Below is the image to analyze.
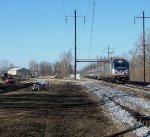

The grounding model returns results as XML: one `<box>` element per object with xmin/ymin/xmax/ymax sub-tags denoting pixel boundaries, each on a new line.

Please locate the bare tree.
<box><xmin>59</xmin><ymin>51</ymin><xmax>73</xmax><ymax>77</ymax></box>
<box><xmin>130</xmin><ymin>47</ymin><xmax>143</xmax><ymax>81</ymax></box>
<box><xmin>145</xmin><ymin>29</ymin><xmax>150</xmax><ymax>81</ymax></box>
<box><xmin>53</xmin><ymin>51</ymin><xmax>73</xmax><ymax>78</ymax></box>
<box><xmin>28</xmin><ymin>60</ymin><xmax>39</xmax><ymax>77</ymax></box>
<box><xmin>9</xmin><ymin>63</ymin><xmax>15</xmax><ymax>69</ymax></box>
<box><xmin>39</xmin><ymin>61</ymin><xmax>53</xmax><ymax>76</ymax></box>
<box><xmin>0</xmin><ymin>60</ymin><xmax>9</xmax><ymax>69</ymax></box>
<box><xmin>129</xmin><ymin>32</ymin><xmax>150</xmax><ymax>81</ymax></box>
<box><xmin>53</xmin><ymin>61</ymin><xmax>60</xmax><ymax>76</ymax></box>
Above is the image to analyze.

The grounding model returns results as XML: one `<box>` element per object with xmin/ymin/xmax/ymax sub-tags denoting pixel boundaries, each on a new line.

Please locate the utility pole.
<box><xmin>134</xmin><ymin>11</ymin><xmax>150</xmax><ymax>82</ymax></box>
<box><xmin>108</xmin><ymin>45</ymin><xmax>110</xmax><ymax>61</ymax></box>
<box><xmin>75</xmin><ymin>10</ymin><xmax>77</xmax><ymax>80</ymax></box>
<box><xmin>104</xmin><ymin>45</ymin><xmax>114</xmax><ymax>61</ymax></box>
<box><xmin>66</xmin><ymin>10</ymin><xmax>85</xmax><ymax>80</ymax></box>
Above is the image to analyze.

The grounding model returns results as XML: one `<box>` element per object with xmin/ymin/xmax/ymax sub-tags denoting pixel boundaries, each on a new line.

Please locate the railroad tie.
<box><xmin>140</xmin><ymin>117</ymin><xmax>150</xmax><ymax>127</ymax></box>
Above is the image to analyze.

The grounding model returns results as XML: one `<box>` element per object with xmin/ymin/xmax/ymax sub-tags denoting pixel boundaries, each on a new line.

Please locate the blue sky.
<box><xmin>0</xmin><ymin>0</ymin><xmax>150</xmax><ymax>69</ymax></box>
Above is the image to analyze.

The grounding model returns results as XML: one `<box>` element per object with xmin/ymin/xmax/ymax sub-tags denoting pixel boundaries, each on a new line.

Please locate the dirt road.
<box><xmin>0</xmin><ymin>80</ymin><xmax>134</xmax><ymax>137</ymax></box>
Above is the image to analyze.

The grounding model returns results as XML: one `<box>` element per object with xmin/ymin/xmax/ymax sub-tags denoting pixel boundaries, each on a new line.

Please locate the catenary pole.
<box><xmin>74</xmin><ymin>10</ymin><xmax>77</xmax><ymax>80</ymax></box>
<box><xmin>143</xmin><ymin>11</ymin><xmax>146</xmax><ymax>82</ymax></box>
<box><xmin>66</xmin><ymin>10</ymin><xmax>85</xmax><ymax>80</ymax></box>
<box><xmin>134</xmin><ymin>11</ymin><xmax>150</xmax><ymax>82</ymax></box>
<box><xmin>108</xmin><ymin>45</ymin><xmax>110</xmax><ymax>61</ymax></box>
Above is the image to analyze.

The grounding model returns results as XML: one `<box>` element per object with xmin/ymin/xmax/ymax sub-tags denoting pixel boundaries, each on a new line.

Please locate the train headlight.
<box><xmin>124</xmin><ymin>71</ymin><xmax>128</xmax><ymax>75</ymax></box>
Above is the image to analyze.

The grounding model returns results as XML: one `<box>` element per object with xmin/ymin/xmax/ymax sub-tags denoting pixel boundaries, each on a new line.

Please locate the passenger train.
<box><xmin>83</xmin><ymin>58</ymin><xmax>130</xmax><ymax>83</ymax></box>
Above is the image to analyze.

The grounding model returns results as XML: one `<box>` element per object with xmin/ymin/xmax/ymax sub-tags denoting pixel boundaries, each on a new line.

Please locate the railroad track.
<box><xmin>123</xmin><ymin>83</ymin><xmax>150</xmax><ymax>92</ymax></box>
<box><xmin>86</xmin><ymin>78</ymin><xmax>150</xmax><ymax>93</ymax></box>
<box><xmin>87</xmin><ymin>82</ymin><xmax>150</xmax><ymax>127</ymax></box>
<box><xmin>104</xmin><ymin>81</ymin><xmax>150</xmax><ymax>92</ymax></box>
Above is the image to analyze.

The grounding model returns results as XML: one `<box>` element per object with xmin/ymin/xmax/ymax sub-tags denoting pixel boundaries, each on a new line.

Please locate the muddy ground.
<box><xmin>0</xmin><ymin>80</ymin><xmax>136</xmax><ymax>137</ymax></box>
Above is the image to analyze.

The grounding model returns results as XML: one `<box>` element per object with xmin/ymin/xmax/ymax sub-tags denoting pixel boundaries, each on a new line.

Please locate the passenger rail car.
<box><xmin>83</xmin><ymin>58</ymin><xmax>130</xmax><ymax>83</ymax></box>
<box><xmin>83</xmin><ymin>66</ymin><xmax>102</xmax><ymax>79</ymax></box>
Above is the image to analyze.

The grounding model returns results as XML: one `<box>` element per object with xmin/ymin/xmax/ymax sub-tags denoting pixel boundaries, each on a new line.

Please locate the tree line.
<box><xmin>29</xmin><ymin>51</ymin><xmax>73</xmax><ymax>78</ymax></box>
<box><xmin>0</xmin><ymin>51</ymin><xmax>73</xmax><ymax>78</ymax></box>
<box><xmin>0</xmin><ymin>60</ymin><xmax>15</xmax><ymax>70</ymax></box>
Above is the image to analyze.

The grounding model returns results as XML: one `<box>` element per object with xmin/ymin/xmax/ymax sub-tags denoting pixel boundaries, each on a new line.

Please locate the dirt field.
<box><xmin>0</xmin><ymin>80</ymin><xmax>135</xmax><ymax>137</ymax></box>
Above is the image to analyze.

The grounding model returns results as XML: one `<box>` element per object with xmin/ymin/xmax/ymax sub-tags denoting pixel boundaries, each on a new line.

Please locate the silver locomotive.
<box><xmin>101</xmin><ymin>58</ymin><xmax>129</xmax><ymax>82</ymax></box>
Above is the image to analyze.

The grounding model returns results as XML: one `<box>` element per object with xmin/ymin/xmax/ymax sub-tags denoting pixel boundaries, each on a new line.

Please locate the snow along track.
<box><xmin>82</xmin><ymin>81</ymin><xmax>150</xmax><ymax>137</ymax></box>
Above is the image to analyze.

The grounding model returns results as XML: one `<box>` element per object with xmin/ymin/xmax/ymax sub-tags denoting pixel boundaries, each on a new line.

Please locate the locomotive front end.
<box><xmin>112</xmin><ymin>59</ymin><xmax>129</xmax><ymax>83</ymax></box>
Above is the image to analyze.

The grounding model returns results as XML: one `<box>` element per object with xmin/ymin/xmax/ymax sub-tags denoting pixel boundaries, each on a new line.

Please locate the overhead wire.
<box><xmin>62</xmin><ymin>0</ymin><xmax>143</xmax><ymax>64</ymax></box>
<box><xmin>61</xmin><ymin>0</ymin><xmax>73</xmax><ymax>54</ymax></box>
<box><xmin>76</xmin><ymin>0</ymin><xmax>92</xmax><ymax>60</ymax></box>
<box><xmin>61</xmin><ymin>0</ymin><xmax>96</xmax><ymax>62</ymax></box>
<box><xmin>89</xmin><ymin>0</ymin><xmax>95</xmax><ymax>59</ymax></box>
<box><xmin>86</xmin><ymin>0</ymin><xmax>92</xmax><ymax>20</ymax></box>
<box><xmin>83</xmin><ymin>0</ymin><xmax>92</xmax><ymax>41</ymax></box>
<box><xmin>61</xmin><ymin>0</ymin><xmax>66</xmax><ymax>19</ymax></box>
<box><xmin>78</xmin><ymin>0</ymin><xmax>91</xmax><ymax>58</ymax></box>
<box><xmin>117</xmin><ymin>13</ymin><xmax>143</xmax><ymax>54</ymax></box>
<box><xmin>74</xmin><ymin>0</ymin><xmax>76</xmax><ymax>11</ymax></box>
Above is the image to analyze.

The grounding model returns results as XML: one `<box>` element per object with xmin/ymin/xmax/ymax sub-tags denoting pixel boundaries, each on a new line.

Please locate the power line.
<box><xmin>61</xmin><ymin>0</ymin><xmax>66</xmax><ymax>19</ymax></box>
<box><xmin>115</xmin><ymin>13</ymin><xmax>143</xmax><ymax>55</ymax></box>
<box><xmin>74</xmin><ymin>0</ymin><xmax>76</xmax><ymax>11</ymax></box>
<box><xmin>85</xmin><ymin>0</ymin><xmax>92</xmax><ymax>20</ymax></box>
<box><xmin>78</xmin><ymin>0</ymin><xmax>91</xmax><ymax>59</ymax></box>
<box><xmin>79</xmin><ymin>0</ymin><xmax>91</xmax><ymax>57</ymax></box>
<box><xmin>61</xmin><ymin>0</ymin><xmax>74</xmax><ymax>56</ymax></box>
<box><xmin>89</xmin><ymin>0</ymin><xmax>95</xmax><ymax>59</ymax></box>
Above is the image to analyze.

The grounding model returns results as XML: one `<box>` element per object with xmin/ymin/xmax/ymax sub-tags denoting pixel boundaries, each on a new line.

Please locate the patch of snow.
<box><xmin>82</xmin><ymin>81</ymin><xmax>150</xmax><ymax>137</ymax></box>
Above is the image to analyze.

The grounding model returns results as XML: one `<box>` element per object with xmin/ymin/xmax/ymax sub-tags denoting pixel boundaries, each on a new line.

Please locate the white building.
<box><xmin>70</xmin><ymin>74</ymin><xmax>81</xmax><ymax>79</ymax></box>
<box><xmin>8</xmin><ymin>68</ymin><xmax>30</xmax><ymax>76</ymax></box>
